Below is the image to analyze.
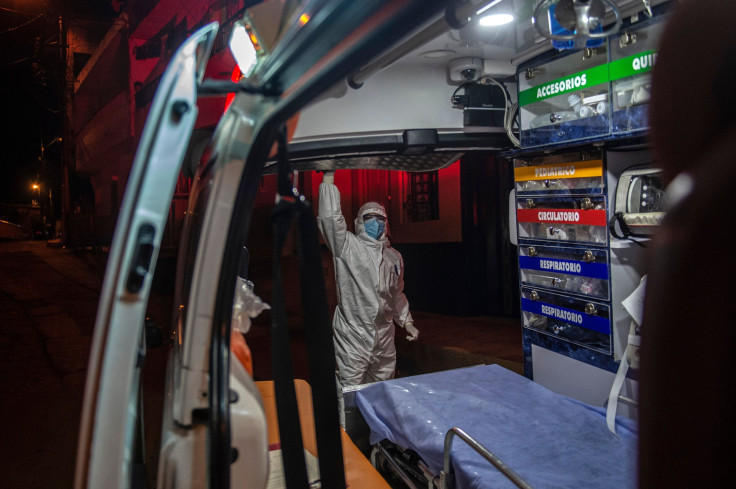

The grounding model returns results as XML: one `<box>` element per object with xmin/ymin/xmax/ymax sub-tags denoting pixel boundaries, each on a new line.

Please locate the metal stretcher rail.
<box><xmin>373</xmin><ymin>444</ymin><xmax>423</xmax><ymax>489</ymax></box>
<box><xmin>441</xmin><ymin>428</ymin><xmax>533</xmax><ymax>489</ymax></box>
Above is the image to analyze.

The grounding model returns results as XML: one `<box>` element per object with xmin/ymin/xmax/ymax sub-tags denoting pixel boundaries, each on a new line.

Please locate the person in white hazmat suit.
<box><xmin>317</xmin><ymin>171</ymin><xmax>419</xmax><ymax>386</ymax></box>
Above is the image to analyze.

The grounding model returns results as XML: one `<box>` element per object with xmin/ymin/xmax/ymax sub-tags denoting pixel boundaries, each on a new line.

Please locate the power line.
<box><xmin>0</xmin><ymin>6</ymin><xmax>39</xmax><ymax>15</ymax></box>
<box><xmin>2</xmin><ymin>55</ymin><xmax>33</xmax><ymax>66</ymax></box>
<box><xmin>0</xmin><ymin>13</ymin><xmax>44</xmax><ymax>34</ymax></box>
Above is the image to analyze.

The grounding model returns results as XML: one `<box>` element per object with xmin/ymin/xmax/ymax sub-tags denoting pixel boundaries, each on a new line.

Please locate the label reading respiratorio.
<box><xmin>521</xmin><ymin>297</ymin><xmax>611</xmax><ymax>334</ymax></box>
<box><xmin>541</xmin><ymin>259</ymin><xmax>580</xmax><ymax>273</ymax></box>
<box><xmin>514</xmin><ymin>159</ymin><xmax>603</xmax><ymax>182</ymax></box>
<box><xmin>541</xmin><ymin>304</ymin><xmax>583</xmax><ymax>324</ymax></box>
<box><xmin>518</xmin><ymin>256</ymin><xmax>608</xmax><ymax>280</ymax></box>
<box><xmin>519</xmin><ymin>256</ymin><xmax>608</xmax><ymax>280</ymax></box>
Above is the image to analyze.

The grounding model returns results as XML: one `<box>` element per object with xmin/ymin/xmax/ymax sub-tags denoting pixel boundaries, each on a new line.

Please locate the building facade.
<box><xmin>65</xmin><ymin>0</ymin><xmax>244</xmax><ymax>247</ymax></box>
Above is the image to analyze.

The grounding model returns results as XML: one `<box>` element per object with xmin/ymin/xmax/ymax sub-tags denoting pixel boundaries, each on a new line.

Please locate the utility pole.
<box><xmin>39</xmin><ymin>136</ymin><xmax>62</xmax><ymax>239</ymax></box>
<box><xmin>59</xmin><ymin>11</ymin><xmax>71</xmax><ymax>246</ymax></box>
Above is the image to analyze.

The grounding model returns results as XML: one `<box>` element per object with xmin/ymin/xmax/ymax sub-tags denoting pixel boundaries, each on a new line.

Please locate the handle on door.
<box><xmin>127</xmin><ymin>223</ymin><xmax>156</xmax><ymax>293</ymax></box>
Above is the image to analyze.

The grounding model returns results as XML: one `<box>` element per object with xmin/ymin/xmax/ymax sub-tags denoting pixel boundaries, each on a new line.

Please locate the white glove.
<box><xmin>404</xmin><ymin>322</ymin><xmax>419</xmax><ymax>342</ymax></box>
<box><xmin>322</xmin><ymin>171</ymin><xmax>335</xmax><ymax>184</ymax></box>
<box><xmin>231</xmin><ymin>278</ymin><xmax>270</xmax><ymax>334</ymax></box>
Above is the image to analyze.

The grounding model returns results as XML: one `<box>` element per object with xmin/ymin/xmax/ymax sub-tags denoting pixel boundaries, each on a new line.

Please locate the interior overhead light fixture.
<box><xmin>229</xmin><ymin>21</ymin><xmax>258</xmax><ymax>77</ymax></box>
<box><xmin>421</xmin><ymin>49</ymin><xmax>456</xmax><ymax>58</ymax></box>
<box><xmin>476</xmin><ymin>0</ymin><xmax>514</xmax><ymax>27</ymax></box>
<box><xmin>479</xmin><ymin>13</ymin><xmax>514</xmax><ymax>26</ymax></box>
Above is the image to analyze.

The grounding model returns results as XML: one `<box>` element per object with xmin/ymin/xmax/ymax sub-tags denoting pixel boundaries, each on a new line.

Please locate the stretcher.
<box><xmin>255</xmin><ymin>379</ymin><xmax>391</xmax><ymax>488</ymax></box>
<box><xmin>356</xmin><ymin>364</ymin><xmax>637</xmax><ymax>489</ymax></box>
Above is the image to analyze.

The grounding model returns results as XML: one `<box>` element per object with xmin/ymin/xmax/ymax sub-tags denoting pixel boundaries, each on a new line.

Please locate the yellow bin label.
<box><xmin>514</xmin><ymin>159</ymin><xmax>603</xmax><ymax>182</ymax></box>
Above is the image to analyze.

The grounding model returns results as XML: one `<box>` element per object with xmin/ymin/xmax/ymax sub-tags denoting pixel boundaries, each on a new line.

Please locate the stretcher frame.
<box><xmin>370</xmin><ymin>429</ymin><xmax>532</xmax><ymax>489</ymax></box>
<box><xmin>355</xmin><ymin>364</ymin><xmax>637</xmax><ymax>489</ymax></box>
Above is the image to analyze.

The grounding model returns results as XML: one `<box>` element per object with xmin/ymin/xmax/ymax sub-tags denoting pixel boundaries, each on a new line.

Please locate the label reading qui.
<box><xmin>609</xmin><ymin>50</ymin><xmax>657</xmax><ymax>82</ymax></box>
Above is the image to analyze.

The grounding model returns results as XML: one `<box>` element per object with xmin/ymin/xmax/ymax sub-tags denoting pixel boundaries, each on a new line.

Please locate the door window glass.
<box><xmin>174</xmin><ymin>162</ymin><xmax>214</xmax><ymax>347</ymax></box>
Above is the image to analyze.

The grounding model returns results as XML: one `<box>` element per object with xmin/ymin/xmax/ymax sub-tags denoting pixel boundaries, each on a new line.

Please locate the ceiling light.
<box><xmin>421</xmin><ymin>49</ymin><xmax>456</xmax><ymax>59</ymax></box>
<box><xmin>229</xmin><ymin>21</ymin><xmax>258</xmax><ymax>77</ymax></box>
<box><xmin>479</xmin><ymin>13</ymin><xmax>514</xmax><ymax>26</ymax></box>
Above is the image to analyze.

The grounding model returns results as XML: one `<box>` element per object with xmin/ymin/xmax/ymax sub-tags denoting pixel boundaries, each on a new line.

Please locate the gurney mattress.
<box><xmin>356</xmin><ymin>364</ymin><xmax>637</xmax><ymax>489</ymax></box>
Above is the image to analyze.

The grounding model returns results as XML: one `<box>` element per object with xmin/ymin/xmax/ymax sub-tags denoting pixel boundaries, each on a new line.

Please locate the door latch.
<box><xmin>126</xmin><ymin>223</ymin><xmax>156</xmax><ymax>294</ymax></box>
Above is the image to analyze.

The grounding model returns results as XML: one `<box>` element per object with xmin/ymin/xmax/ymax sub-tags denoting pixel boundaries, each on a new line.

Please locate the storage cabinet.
<box><xmin>518</xmin><ymin>14</ymin><xmax>667</xmax><ymax>147</ymax></box>
<box><xmin>514</xmin><ymin>154</ymin><xmax>615</xmax><ymax>359</ymax></box>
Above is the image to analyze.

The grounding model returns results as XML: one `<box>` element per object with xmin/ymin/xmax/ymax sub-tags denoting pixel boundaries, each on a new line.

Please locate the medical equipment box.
<box><xmin>610</xmin><ymin>16</ymin><xmax>666</xmax><ymax>135</ymax></box>
<box><xmin>516</xmin><ymin>195</ymin><xmax>608</xmax><ymax>245</ymax></box>
<box><xmin>521</xmin><ymin>287</ymin><xmax>612</xmax><ymax>354</ymax></box>
<box><xmin>514</xmin><ymin>155</ymin><xmax>605</xmax><ymax>195</ymax></box>
<box><xmin>519</xmin><ymin>244</ymin><xmax>609</xmax><ymax>300</ymax></box>
<box><xmin>518</xmin><ymin>44</ymin><xmax>610</xmax><ymax>148</ymax></box>
<box><xmin>614</xmin><ymin>167</ymin><xmax>667</xmax><ymax>234</ymax></box>
<box><xmin>460</xmin><ymin>83</ymin><xmax>507</xmax><ymax>127</ymax></box>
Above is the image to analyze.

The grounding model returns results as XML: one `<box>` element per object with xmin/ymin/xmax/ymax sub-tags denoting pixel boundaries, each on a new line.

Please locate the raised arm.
<box><xmin>317</xmin><ymin>172</ymin><xmax>349</xmax><ymax>257</ymax></box>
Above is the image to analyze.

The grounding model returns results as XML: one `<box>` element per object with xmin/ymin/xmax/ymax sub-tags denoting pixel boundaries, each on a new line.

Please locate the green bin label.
<box><xmin>519</xmin><ymin>64</ymin><xmax>609</xmax><ymax>106</ymax></box>
<box><xmin>519</xmin><ymin>50</ymin><xmax>658</xmax><ymax>107</ymax></box>
<box><xmin>609</xmin><ymin>50</ymin><xmax>657</xmax><ymax>81</ymax></box>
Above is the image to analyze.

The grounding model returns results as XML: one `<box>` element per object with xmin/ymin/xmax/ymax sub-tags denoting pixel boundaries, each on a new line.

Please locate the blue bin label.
<box><xmin>519</xmin><ymin>256</ymin><xmax>608</xmax><ymax>280</ymax></box>
<box><xmin>521</xmin><ymin>298</ymin><xmax>611</xmax><ymax>335</ymax></box>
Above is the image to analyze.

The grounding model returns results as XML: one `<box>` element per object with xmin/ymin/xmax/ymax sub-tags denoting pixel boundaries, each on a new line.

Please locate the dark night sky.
<box><xmin>0</xmin><ymin>1</ymin><xmax>116</xmax><ymax>208</ymax></box>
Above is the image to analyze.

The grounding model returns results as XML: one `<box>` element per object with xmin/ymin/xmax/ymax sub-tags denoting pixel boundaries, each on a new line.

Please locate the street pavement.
<box><xmin>0</xmin><ymin>241</ymin><xmax>106</xmax><ymax>488</ymax></box>
<box><xmin>0</xmin><ymin>239</ymin><xmax>522</xmax><ymax>488</ymax></box>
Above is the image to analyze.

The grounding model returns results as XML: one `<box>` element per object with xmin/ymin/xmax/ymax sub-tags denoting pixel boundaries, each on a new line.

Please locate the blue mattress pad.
<box><xmin>356</xmin><ymin>364</ymin><xmax>637</xmax><ymax>489</ymax></box>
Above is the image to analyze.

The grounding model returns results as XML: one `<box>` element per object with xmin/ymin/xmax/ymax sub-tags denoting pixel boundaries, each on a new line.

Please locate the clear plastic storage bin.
<box><xmin>514</xmin><ymin>155</ymin><xmax>604</xmax><ymax>195</ymax></box>
<box><xmin>517</xmin><ymin>195</ymin><xmax>608</xmax><ymax>245</ymax></box>
<box><xmin>519</xmin><ymin>244</ymin><xmax>609</xmax><ymax>300</ymax></box>
<box><xmin>521</xmin><ymin>287</ymin><xmax>611</xmax><ymax>354</ymax></box>
<box><xmin>610</xmin><ymin>16</ymin><xmax>667</xmax><ymax>134</ymax></box>
<box><xmin>518</xmin><ymin>45</ymin><xmax>610</xmax><ymax>148</ymax></box>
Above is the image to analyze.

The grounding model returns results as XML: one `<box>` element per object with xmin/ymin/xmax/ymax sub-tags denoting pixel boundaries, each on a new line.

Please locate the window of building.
<box><xmin>408</xmin><ymin>170</ymin><xmax>439</xmax><ymax>222</ymax></box>
<box><xmin>175</xmin><ymin>172</ymin><xmax>192</xmax><ymax>195</ymax></box>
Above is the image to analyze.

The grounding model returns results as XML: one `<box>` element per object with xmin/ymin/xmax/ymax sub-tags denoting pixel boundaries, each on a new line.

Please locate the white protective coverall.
<box><xmin>317</xmin><ymin>180</ymin><xmax>416</xmax><ymax>385</ymax></box>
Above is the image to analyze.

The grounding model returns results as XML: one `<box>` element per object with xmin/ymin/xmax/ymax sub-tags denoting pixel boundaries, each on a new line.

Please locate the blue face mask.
<box><xmin>364</xmin><ymin>217</ymin><xmax>385</xmax><ymax>240</ymax></box>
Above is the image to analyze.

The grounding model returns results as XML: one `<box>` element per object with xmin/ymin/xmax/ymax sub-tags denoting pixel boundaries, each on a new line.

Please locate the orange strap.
<box><xmin>231</xmin><ymin>330</ymin><xmax>253</xmax><ymax>376</ymax></box>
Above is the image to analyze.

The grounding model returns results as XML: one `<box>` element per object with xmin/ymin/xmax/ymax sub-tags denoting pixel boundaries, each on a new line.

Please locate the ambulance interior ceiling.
<box><xmin>277</xmin><ymin>0</ymin><xmax>668</xmax><ymax>173</ymax></box>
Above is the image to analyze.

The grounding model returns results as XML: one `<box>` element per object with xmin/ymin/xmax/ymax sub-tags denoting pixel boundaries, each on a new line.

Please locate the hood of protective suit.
<box><xmin>355</xmin><ymin>201</ymin><xmax>389</xmax><ymax>242</ymax></box>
